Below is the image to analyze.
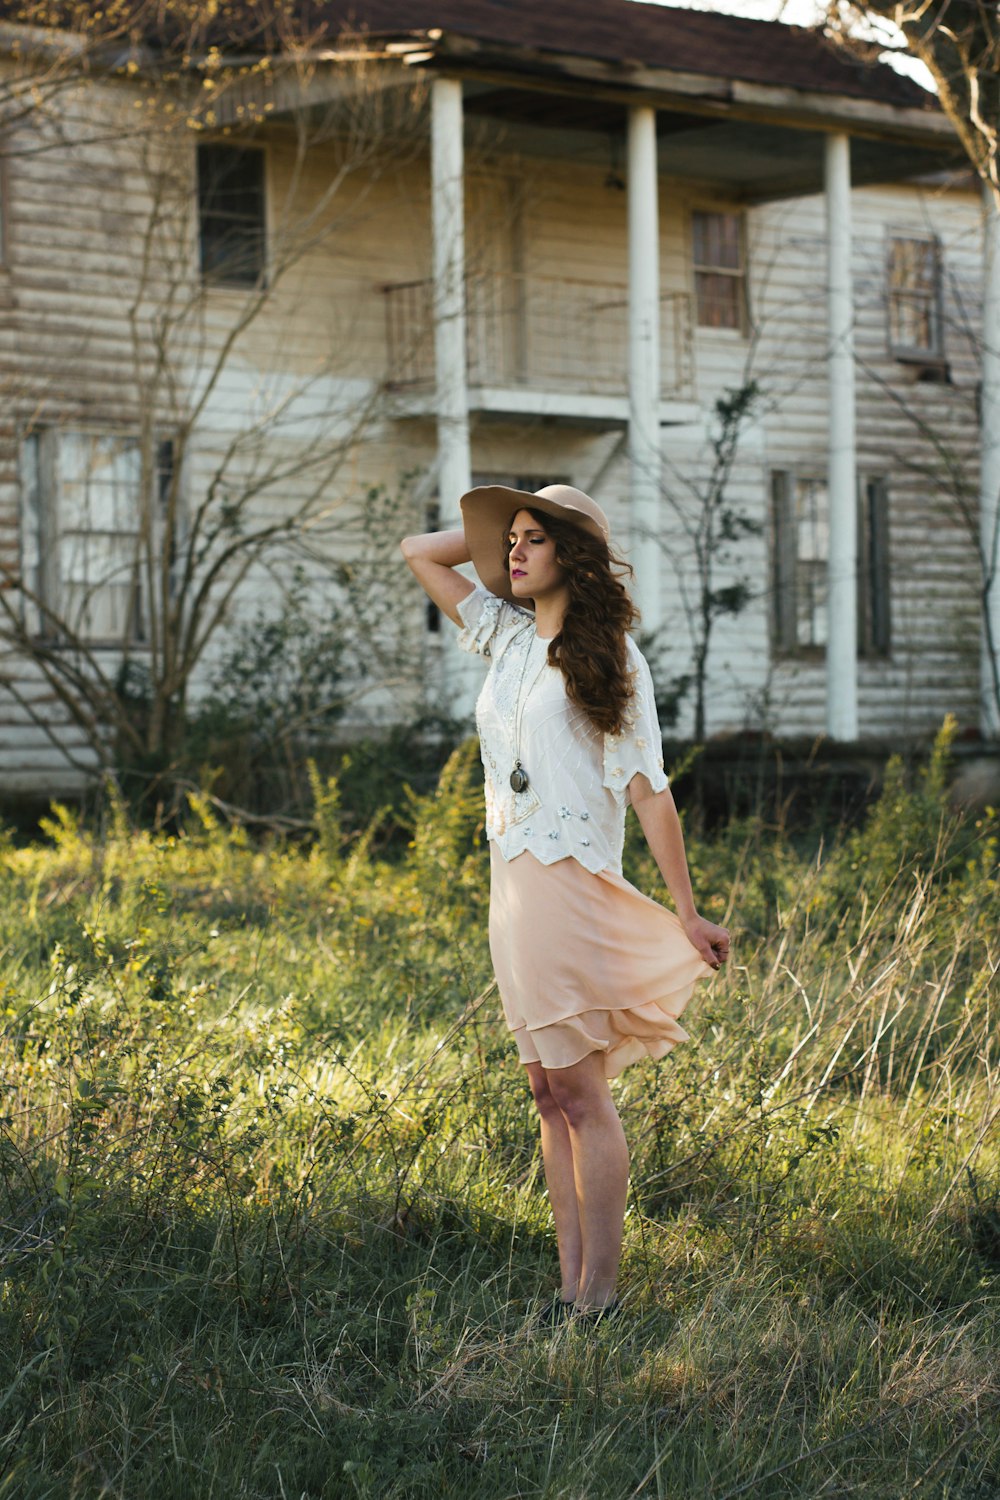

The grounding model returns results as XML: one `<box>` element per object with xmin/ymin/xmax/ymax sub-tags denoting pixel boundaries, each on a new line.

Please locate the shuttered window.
<box><xmin>858</xmin><ymin>476</ymin><xmax>891</xmax><ymax>657</ymax></box>
<box><xmin>197</xmin><ymin>142</ymin><xmax>267</xmax><ymax>288</ymax></box>
<box><xmin>771</xmin><ymin>470</ymin><xmax>890</xmax><ymax>659</ymax></box>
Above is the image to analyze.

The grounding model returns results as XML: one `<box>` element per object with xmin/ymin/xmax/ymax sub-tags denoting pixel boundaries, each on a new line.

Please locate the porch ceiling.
<box><xmin>461</xmin><ymin>85</ymin><xmax>965</xmax><ymax>201</ymax></box>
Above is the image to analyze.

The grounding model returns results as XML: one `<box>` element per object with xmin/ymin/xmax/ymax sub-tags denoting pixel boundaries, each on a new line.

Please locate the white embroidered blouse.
<box><xmin>456</xmin><ymin>586</ymin><xmax>668</xmax><ymax>876</ymax></box>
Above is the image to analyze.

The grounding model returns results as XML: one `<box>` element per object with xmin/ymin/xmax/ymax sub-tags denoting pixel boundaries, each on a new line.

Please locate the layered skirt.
<box><xmin>488</xmin><ymin>844</ymin><xmax>713</xmax><ymax>1079</ymax></box>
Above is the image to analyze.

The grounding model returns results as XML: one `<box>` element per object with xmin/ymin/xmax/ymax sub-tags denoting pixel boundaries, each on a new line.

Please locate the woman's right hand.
<box><xmin>682</xmin><ymin>913</ymin><xmax>730</xmax><ymax>970</ymax></box>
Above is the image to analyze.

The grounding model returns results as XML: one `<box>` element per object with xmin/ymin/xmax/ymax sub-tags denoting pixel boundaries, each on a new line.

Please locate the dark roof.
<box><xmin>327</xmin><ymin>1</ymin><xmax>933</xmax><ymax>111</ymax></box>
<box><xmin>0</xmin><ymin>0</ymin><xmax>934</xmax><ymax>113</ymax></box>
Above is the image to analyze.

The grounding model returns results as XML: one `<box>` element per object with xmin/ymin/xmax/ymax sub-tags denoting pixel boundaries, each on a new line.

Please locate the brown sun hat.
<box><xmin>459</xmin><ymin>483</ymin><xmax>611</xmax><ymax>603</ymax></box>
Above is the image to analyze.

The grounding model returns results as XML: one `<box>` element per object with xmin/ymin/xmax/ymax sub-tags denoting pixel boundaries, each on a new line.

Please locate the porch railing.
<box><xmin>382</xmin><ymin>272</ymin><xmax>694</xmax><ymax>400</ymax></box>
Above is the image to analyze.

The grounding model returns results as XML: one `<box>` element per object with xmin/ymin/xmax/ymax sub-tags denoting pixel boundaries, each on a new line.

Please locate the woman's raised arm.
<box><xmin>400</xmin><ymin>528</ymin><xmax>477</xmax><ymax>627</ymax></box>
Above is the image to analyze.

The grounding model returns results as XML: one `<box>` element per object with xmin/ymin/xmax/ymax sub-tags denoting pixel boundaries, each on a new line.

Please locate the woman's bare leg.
<box><xmin>524</xmin><ymin>1062</ymin><xmax>582</xmax><ymax>1301</ymax></box>
<box><xmin>544</xmin><ymin>1050</ymin><xmax>629</xmax><ymax>1309</ymax></box>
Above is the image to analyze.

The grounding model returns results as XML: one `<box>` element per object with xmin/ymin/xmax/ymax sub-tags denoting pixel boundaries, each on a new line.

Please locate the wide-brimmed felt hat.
<box><xmin>459</xmin><ymin>483</ymin><xmax>611</xmax><ymax>603</ymax></box>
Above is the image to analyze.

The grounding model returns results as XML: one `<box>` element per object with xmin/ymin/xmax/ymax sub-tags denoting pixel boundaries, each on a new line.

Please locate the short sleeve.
<box><xmin>456</xmin><ymin>586</ymin><xmax>531</xmax><ymax>658</ymax></box>
<box><xmin>603</xmin><ymin>639</ymin><xmax>668</xmax><ymax>802</ymax></box>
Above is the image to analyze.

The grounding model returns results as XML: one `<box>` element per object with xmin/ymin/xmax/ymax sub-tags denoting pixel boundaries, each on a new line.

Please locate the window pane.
<box><xmin>772</xmin><ymin>471</ymin><xmax>829</xmax><ymax>654</ymax></box>
<box><xmin>58</xmin><ymin>434</ymin><xmax>143</xmax><ymax>644</ymax></box>
<box><xmin>692</xmin><ymin>212</ymin><xmax>744</xmax><ymax>328</ymax></box>
<box><xmin>795</xmin><ymin>479</ymin><xmax>828</xmax><ymax>649</ymax></box>
<box><xmin>695</xmin><ymin>272</ymin><xmax>741</xmax><ymax>329</ymax></box>
<box><xmin>888</xmin><ymin>236</ymin><xmax>941</xmax><ymax>356</ymax></box>
<box><xmin>63</xmin><ymin>581</ymin><xmax>136</xmax><ymax>642</ymax></box>
<box><xmin>693</xmin><ymin>211</ymin><xmax>742</xmax><ymax>271</ymax></box>
<box><xmin>60</xmin><ymin>434</ymin><xmax>140</xmax><ymax>532</ymax></box>
<box><xmin>197</xmin><ymin>143</ymin><xmax>266</xmax><ymax>287</ymax></box>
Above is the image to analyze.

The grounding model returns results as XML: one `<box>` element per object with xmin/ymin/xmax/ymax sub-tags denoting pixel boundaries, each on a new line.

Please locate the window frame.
<box><xmin>690</xmin><ymin>208</ymin><xmax>748</xmax><ymax>334</ymax></box>
<box><xmin>196</xmin><ymin>140</ymin><xmax>269</xmax><ymax>290</ymax></box>
<box><xmin>769</xmin><ymin>467</ymin><xmax>891</xmax><ymax>662</ymax></box>
<box><xmin>18</xmin><ymin>428</ymin><xmax>177</xmax><ymax>651</ymax></box>
<box><xmin>886</xmin><ymin>232</ymin><xmax>944</xmax><ymax>364</ymax></box>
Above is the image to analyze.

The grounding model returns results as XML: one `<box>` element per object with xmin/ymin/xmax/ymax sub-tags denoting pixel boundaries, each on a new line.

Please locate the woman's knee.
<box><xmin>545</xmin><ymin>1056</ymin><xmax>611</xmax><ymax>1127</ymax></box>
<box><xmin>524</xmin><ymin>1063</ymin><xmax>562</xmax><ymax>1121</ymax></box>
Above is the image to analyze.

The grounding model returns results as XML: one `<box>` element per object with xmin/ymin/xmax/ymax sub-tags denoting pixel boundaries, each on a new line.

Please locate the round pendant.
<box><xmin>509</xmin><ymin>763</ymin><xmax>529</xmax><ymax>793</ymax></box>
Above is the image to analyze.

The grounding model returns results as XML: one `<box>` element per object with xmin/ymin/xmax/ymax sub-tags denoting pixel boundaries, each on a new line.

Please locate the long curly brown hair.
<box><xmin>504</xmin><ymin>507</ymin><xmax>639</xmax><ymax>736</ymax></box>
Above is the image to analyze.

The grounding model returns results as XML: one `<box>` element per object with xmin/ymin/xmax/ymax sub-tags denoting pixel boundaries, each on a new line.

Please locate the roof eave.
<box><xmin>411</xmin><ymin>30</ymin><xmax>954</xmax><ymax>151</ymax></box>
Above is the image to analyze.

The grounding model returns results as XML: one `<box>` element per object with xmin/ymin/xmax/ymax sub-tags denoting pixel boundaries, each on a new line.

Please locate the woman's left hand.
<box><xmin>683</xmin><ymin>914</ymin><xmax>730</xmax><ymax>970</ymax></box>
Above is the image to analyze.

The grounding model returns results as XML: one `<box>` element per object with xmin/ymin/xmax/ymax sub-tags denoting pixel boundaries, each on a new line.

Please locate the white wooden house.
<box><xmin>0</xmin><ymin>0</ymin><xmax>995</xmax><ymax>794</ymax></box>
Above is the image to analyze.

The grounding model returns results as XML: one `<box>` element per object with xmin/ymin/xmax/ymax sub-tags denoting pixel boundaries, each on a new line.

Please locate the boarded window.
<box><xmin>771</xmin><ymin>471</ymin><xmax>889</xmax><ymax>658</ymax></box>
<box><xmin>692</xmin><ymin>211</ymin><xmax>745</xmax><ymax>330</ymax></box>
<box><xmin>887</xmin><ymin>235</ymin><xmax>942</xmax><ymax>359</ymax></box>
<box><xmin>197</xmin><ymin>142</ymin><xmax>267</xmax><ymax>287</ymax></box>
<box><xmin>19</xmin><ymin>431</ymin><xmax>174</xmax><ymax>647</ymax></box>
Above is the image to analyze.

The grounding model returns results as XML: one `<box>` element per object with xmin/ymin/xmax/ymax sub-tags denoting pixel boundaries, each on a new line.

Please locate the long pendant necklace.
<box><xmin>509</xmin><ymin>633</ymin><xmax>541</xmax><ymax>793</ymax></box>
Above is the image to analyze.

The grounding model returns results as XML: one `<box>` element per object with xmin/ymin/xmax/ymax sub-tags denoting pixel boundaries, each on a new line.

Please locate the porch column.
<box><xmin>824</xmin><ymin>131</ymin><xmax>858</xmax><ymax>741</ymax></box>
<box><xmin>431</xmin><ymin>77</ymin><xmax>474</xmax><ymax>709</ymax></box>
<box><xmin>627</xmin><ymin>105</ymin><xmax>662</xmax><ymax>636</ymax></box>
<box><xmin>431</xmin><ymin>76</ymin><xmax>471</xmax><ymax>520</ymax></box>
<box><xmin>981</xmin><ymin>182</ymin><xmax>1000</xmax><ymax>737</ymax></box>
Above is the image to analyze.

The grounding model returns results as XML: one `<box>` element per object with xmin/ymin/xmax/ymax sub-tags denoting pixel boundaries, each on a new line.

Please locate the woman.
<box><xmin>401</xmin><ymin>483</ymin><xmax>729</xmax><ymax>1323</ymax></box>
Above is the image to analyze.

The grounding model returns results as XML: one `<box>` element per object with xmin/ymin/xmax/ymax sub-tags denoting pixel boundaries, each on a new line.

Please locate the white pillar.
<box><xmin>824</xmin><ymin>131</ymin><xmax>858</xmax><ymax>741</ymax></box>
<box><xmin>431</xmin><ymin>77</ymin><xmax>471</xmax><ymax>518</ymax></box>
<box><xmin>980</xmin><ymin>182</ymin><xmax>1000</xmax><ymax>737</ymax></box>
<box><xmin>627</xmin><ymin>105</ymin><xmax>662</xmax><ymax>636</ymax></box>
<box><xmin>431</xmin><ymin>77</ymin><xmax>474</xmax><ymax>712</ymax></box>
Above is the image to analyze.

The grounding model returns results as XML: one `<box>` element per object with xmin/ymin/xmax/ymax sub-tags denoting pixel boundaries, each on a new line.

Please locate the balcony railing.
<box><xmin>382</xmin><ymin>272</ymin><xmax>694</xmax><ymax>401</ymax></box>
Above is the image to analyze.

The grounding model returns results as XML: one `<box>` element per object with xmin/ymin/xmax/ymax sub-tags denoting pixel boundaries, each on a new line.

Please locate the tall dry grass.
<box><xmin>0</xmin><ymin>722</ymin><xmax>997</xmax><ymax>1497</ymax></box>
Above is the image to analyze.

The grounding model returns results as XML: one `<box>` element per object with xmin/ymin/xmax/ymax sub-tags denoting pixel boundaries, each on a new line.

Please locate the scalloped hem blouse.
<box><xmin>456</xmin><ymin>586</ymin><xmax>668</xmax><ymax>875</ymax></box>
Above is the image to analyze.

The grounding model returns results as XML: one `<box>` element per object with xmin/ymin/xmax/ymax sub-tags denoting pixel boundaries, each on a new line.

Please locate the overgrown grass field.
<box><xmin>1</xmin><ymin>729</ymin><xmax>998</xmax><ymax>1498</ymax></box>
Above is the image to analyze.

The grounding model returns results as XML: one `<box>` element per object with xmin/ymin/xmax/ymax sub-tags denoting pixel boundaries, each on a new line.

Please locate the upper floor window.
<box><xmin>770</xmin><ymin>469</ymin><xmax>890</xmax><ymax>659</ymax></box>
<box><xmin>692</xmin><ymin>210</ymin><xmax>746</xmax><ymax>331</ymax></box>
<box><xmin>20</xmin><ymin>430</ymin><xmax>175</xmax><ymax>647</ymax></box>
<box><xmin>887</xmin><ymin>234</ymin><xmax>943</xmax><ymax>362</ymax></box>
<box><xmin>197</xmin><ymin>142</ymin><xmax>267</xmax><ymax>288</ymax></box>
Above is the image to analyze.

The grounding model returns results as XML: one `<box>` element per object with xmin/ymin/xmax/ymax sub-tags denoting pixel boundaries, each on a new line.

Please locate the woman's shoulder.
<box><xmin>457</xmin><ymin>586</ymin><xmax>533</xmax><ymax>657</ymax></box>
<box><xmin>623</xmin><ymin>632</ymin><xmax>655</xmax><ymax>688</ymax></box>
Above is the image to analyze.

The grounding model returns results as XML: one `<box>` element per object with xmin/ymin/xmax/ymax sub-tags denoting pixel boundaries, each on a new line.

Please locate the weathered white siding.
<box><xmin>0</xmin><ymin>49</ymin><xmax>986</xmax><ymax>790</ymax></box>
<box><xmin>741</xmin><ymin>183</ymin><xmax>981</xmax><ymax>740</ymax></box>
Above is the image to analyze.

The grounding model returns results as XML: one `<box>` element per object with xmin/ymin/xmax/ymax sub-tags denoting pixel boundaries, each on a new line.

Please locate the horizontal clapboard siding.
<box><xmin>0</xmin><ymin>57</ymin><xmax>986</xmax><ymax>787</ymax></box>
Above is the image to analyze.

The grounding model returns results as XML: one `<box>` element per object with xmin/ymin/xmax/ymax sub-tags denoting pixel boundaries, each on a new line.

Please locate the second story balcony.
<box><xmin>382</xmin><ymin>271</ymin><xmax>696</xmax><ymax>427</ymax></box>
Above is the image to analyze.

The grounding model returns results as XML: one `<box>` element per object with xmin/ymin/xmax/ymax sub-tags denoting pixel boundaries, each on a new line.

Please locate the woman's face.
<box><xmin>507</xmin><ymin>510</ymin><xmax>565</xmax><ymax>602</ymax></box>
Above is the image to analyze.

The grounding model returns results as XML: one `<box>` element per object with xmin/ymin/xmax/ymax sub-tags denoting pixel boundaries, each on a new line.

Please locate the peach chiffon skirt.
<box><xmin>488</xmin><ymin>844</ymin><xmax>713</xmax><ymax>1078</ymax></box>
